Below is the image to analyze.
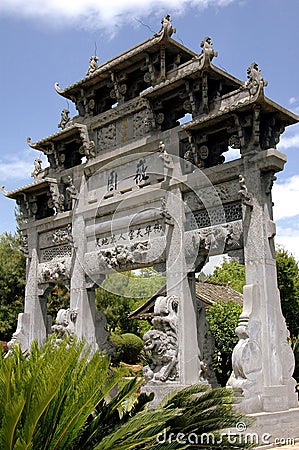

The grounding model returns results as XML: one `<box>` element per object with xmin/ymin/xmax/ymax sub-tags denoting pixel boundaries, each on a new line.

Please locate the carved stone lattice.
<box><xmin>187</xmin><ymin>201</ymin><xmax>242</xmax><ymax>230</ymax></box>
<box><xmin>41</xmin><ymin>245</ymin><xmax>72</xmax><ymax>262</ymax></box>
<box><xmin>143</xmin><ymin>295</ymin><xmax>179</xmax><ymax>382</ymax></box>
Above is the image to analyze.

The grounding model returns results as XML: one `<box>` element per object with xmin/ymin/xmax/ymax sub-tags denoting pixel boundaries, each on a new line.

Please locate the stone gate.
<box><xmin>2</xmin><ymin>15</ymin><xmax>299</xmax><ymax>438</ymax></box>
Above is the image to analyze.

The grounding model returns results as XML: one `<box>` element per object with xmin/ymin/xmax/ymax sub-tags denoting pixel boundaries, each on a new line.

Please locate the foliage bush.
<box><xmin>0</xmin><ymin>233</ymin><xmax>26</xmax><ymax>341</ymax></box>
<box><xmin>206</xmin><ymin>301</ymin><xmax>242</xmax><ymax>386</ymax></box>
<box><xmin>0</xmin><ymin>336</ymin><xmax>252</xmax><ymax>449</ymax></box>
<box><xmin>110</xmin><ymin>332</ymin><xmax>144</xmax><ymax>365</ymax></box>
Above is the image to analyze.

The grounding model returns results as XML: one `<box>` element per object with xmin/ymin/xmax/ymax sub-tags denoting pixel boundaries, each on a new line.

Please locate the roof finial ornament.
<box><xmin>1</xmin><ymin>185</ymin><xmax>8</xmax><ymax>197</ymax></box>
<box><xmin>58</xmin><ymin>108</ymin><xmax>73</xmax><ymax>130</ymax></box>
<box><xmin>245</xmin><ymin>62</ymin><xmax>268</xmax><ymax>97</ymax></box>
<box><xmin>200</xmin><ymin>36</ymin><xmax>218</xmax><ymax>63</ymax></box>
<box><xmin>86</xmin><ymin>55</ymin><xmax>99</xmax><ymax>76</ymax></box>
<box><xmin>31</xmin><ymin>157</ymin><xmax>44</xmax><ymax>181</ymax></box>
<box><xmin>157</xmin><ymin>14</ymin><xmax>176</xmax><ymax>38</ymax></box>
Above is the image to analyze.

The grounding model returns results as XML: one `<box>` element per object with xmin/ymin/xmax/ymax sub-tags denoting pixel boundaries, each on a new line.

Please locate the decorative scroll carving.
<box><xmin>31</xmin><ymin>157</ymin><xmax>44</xmax><ymax>180</ymax></box>
<box><xmin>109</xmin><ymin>72</ymin><xmax>127</xmax><ymax>103</ymax></box>
<box><xmin>52</xmin><ymin>225</ymin><xmax>72</xmax><ymax>244</ymax></box>
<box><xmin>228</xmin><ymin>135</ymin><xmax>241</xmax><ymax>149</ymax></box>
<box><xmin>86</xmin><ymin>55</ymin><xmax>99</xmax><ymax>76</ymax></box>
<box><xmin>78</xmin><ymin>125</ymin><xmax>96</xmax><ymax>159</ymax></box>
<box><xmin>20</xmin><ymin>234</ymin><xmax>29</xmax><ymax>257</ymax></box>
<box><xmin>238</xmin><ymin>175</ymin><xmax>253</xmax><ymax>207</ymax></box>
<box><xmin>245</xmin><ymin>62</ymin><xmax>268</xmax><ymax>97</ymax></box>
<box><xmin>143</xmin><ymin>295</ymin><xmax>179</xmax><ymax>382</ymax></box>
<box><xmin>38</xmin><ymin>257</ymin><xmax>70</xmax><ymax>283</ymax></box>
<box><xmin>51</xmin><ymin>308</ymin><xmax>78</xmax><ymax>340</ymax></box>
<box><xmin>58</xmin><ymin>108</ymin><xmax>73</xmax><ymax>130</ymax></box>
<box><xmin>96</xmin><ymin>123</ymin><xmax>116</xmax><ymax>151</ymax></box>
<box><xmin>66</xmin><ymin>176</ymin><xmax>79</xmax><ymax>200</ymax></box>
<box><xmin>99</xmin><ymin>241</ymin><xmax>149</xmax><ymax>269</ymax></box>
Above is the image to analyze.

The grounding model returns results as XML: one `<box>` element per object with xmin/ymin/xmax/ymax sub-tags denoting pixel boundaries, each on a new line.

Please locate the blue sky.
<box><xmin>0</xmin><ymin>0</ymin><xmax>299</xmax><ymax>260</ymax></box>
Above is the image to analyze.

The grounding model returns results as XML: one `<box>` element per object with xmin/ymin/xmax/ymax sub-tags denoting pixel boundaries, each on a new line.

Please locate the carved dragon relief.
<box><xmin>38</xmin><ymin>257</ymin><xmax>71</xmax><ymax>284</ymax></box>
<box><xmin>143</xmin><ymin>295</ymin><xmax>179</xmax><ymax>382</ymax></box>
<box><xmin>98</xmin><ymin>241</ymin><xmax>150</xmax><ymax>270</ymax></box>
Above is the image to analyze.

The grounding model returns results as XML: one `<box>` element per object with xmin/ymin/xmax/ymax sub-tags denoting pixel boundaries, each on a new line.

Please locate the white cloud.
<box><xmin>278</xmin><ymin>133</ymin><xmax>299</xmax><ymax>150</ymax></box>
<box><xmin>225</xmin><ymin>146</ymin><xmax>240</xmax><ymax>162</ymax></box>
<box><xmin>0</xmin><ymin>152</ymin><xmax>47</xmax><ymax>185</ymax></box>
<box><xmin>276</xmin><ymin>226</ymin><xmax>299</xmax><ymax>262</ymax></box>
<box><xmin>272</xmin><ymin>175</ymin><xmax>299</xmax><ymax>221</ymax></box>
<box><xmin>0</xmin><ymin>0</ymin><xmax>236</xmax><ymax>30</ymax></box>
<box><xmin>289</xmin><ymin>97</ymin><xmax>297</xmax><ymax>105</ymax></box>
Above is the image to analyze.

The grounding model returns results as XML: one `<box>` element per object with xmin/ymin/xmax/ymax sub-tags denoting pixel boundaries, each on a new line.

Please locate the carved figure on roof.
<box><xmin>245</xmin><ymin>62</ymin><xmax>268</xmax><ymax>97</ymax></box>
<box><xmin>58</xmin><ymin>108</ymin><xmax>73</xmax><ymax>130</ymax></box>
<box><xmin>200</xmin><ymin>36</ymin><xmax>218</xmax><ymax>62</ymax></box>
<box><xmin>157</xmin><ymin>14</ymin><xmax>176</xmax><ymax>38</ymax></box>
<box><xmin>31</xmin><ymin>157</ymin><xmax>44</xmax><ymax>180</ymax></box>
<box><xmin>86</xmin><ymin>55</ymin><xmax>99</xmax><ymax>76</ymax></box>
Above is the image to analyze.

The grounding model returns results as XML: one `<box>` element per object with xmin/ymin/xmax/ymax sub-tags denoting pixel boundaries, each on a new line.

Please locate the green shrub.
<box><xmin>110</xmin><ymin>333</ymin><xmax>144</xmax><ymax>364</ymax></box>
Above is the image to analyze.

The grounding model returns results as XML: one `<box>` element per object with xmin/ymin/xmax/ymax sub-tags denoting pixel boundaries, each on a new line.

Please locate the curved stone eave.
<box><xmin>27</xmin><ymin>124</ymin><xmax>83</xmax><ymax>151</ymax></box>
<box><xmin>52</xmin><ymin>33</ymin><xmax>196</xmax><ymax>98</ymax></box>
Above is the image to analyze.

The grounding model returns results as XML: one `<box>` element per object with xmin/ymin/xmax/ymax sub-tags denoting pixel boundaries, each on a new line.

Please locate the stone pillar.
<box><xmin>228</xmin><ymin>148</ymin><xmax>298</xmax><ymax>413</ymax></box>
<box><xmin>166</xmin><ymin>186</ymin><xmax>200</xmax><ymax>385</ymax></box>
<box><xmin>71</xmin><ymin>213</ymin><xmax>97</xmax><ymax>352</ymax></box>
<box><xmin>10</xmin><ymin>227</ymin><xmax>47</xmax><ymax>351</ymax></box>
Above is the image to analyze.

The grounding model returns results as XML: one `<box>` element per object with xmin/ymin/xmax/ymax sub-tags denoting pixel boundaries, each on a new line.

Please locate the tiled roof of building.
<box><xmin>129</xmin><ymin>280</ymin><xmax>243</xmax><ymax>320</ymax></box>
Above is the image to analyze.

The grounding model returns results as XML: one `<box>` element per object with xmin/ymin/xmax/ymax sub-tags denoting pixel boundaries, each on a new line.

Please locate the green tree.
<box><xmin>206</xmin><ymin>301</ymin><xmax>242</xmax><ymax>386</ymax></box>
<box><xmin>0</xmin><ymin>233</ymin><xmax>26</xmax><ymax>341</ymax></box>
<box><xmin>209</xmin><ymin>249</ymin><xmax>299</xmax><ymax>338</ymax></box>
<box><xmin>276</xmin><ymin>248</ymin><xmax>299</xmax><ymax>337</ymax></box>
<box><xmin>209</xmin><ymin>259</ymin><xmax>245</xmax><ymax>293</ymax></box>
<box><xmin>96</xmin><ymin>269</ymin><xmax>165</xmax><ymax>337</ymax></box>
<box><xmin>0</xmin><ymin>336</ymin><xmax>252</xmax><ymax>449</ymax></box>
